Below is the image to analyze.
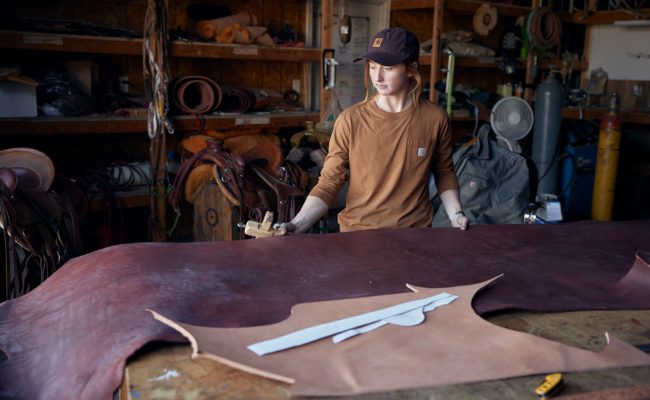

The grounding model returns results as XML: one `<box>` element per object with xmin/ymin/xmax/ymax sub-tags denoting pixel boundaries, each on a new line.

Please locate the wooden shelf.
<box><xmin>419</xmin><ymin>55</ymin><xmax>588</xmax><ymax>71</ymax></box>
<box><xmin>0</xmin><ymin>112</ymin><xmax>320</xmax><ymax>135</ymax></box>
<box><xmin>571</xmin><ymin>8</ymin><xmax>650</xmax><ymax>25</ymax></box>
<box><xmin>88</xmin><ymin>193</ymin><xmax>150</xmax><ymax>212</ymax></box>
<box><xmin>170</xmin><ymin>41</ymin><xmax>320</xmax><ymax>62</ymax></box>
<box><xmin>0</xmin><ymin>30</ymin><xmax>321</xmax><ymax>62</ymax></box>
<box><xmin>174</xmin><ymin>112</ymin><xmax>320</xmax><ymax>130</ymax></box>
<box><xmin>538</xmin><ymin>59</ymin><xmax>588</xmax><ymax>71</ymax></box>
<box><xmin>0</xmin><ymin>30</ymin><xmax>320</xmax><ymax>135</ymax></box>
<box><xmin>419</xmin><ymin>55</ymin><xmax>512</xmax><ymax>68</ymax></box>
<box><xmin>392</xmin><ymin>0</ymin><xmax>533</xmax><ymax>16</ymax></box>
<box><xmin>445</xmin><ymin>0</ymin><xmax>532</xmax><ymax>17</ymax></box>
<box><xmin>0</xmin><ymin>30</ymin><xmax>143</xmax><ymax>55</ymax></box>
<box><xmin>563</xmin><ymin>107</ymin><xmax>650</xmax><ymax>125</ymax></box>
<box><xmin>391</xmin><ymin>0</ymin><xmax>649</xmax><ymax>24</ymax></box>
<box><xmin>0</xmin><ymin>116</ymin><xmax>149</xmax><ymax>135</ymax></box>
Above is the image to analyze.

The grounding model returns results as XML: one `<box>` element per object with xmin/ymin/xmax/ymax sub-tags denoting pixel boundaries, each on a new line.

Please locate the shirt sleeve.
<box><xmin>430</xmin><ymin>114</ymin><xmax>460</xmax><ymax>193</ymax></box>
<box><xmin>308</xmin><ymin>112</ymin><xmax>351</xmax><ymax>206</ymax></box>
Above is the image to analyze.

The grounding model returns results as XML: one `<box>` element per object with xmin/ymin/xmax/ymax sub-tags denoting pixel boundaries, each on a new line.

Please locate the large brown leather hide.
<box><xmin>151</xmin><ymin>277</ymin><xmax>650</xmax><ymax>396</ymax></box>
<box><xmin>0</xmin><ymin>220</ymin><xmax>649</xmax><ymax>399</ymax></box>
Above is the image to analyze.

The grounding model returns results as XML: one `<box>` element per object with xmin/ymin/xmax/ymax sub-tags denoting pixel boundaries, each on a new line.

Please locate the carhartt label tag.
<box><xmin>417</xmin><ymin>147</ymin><xmax>427</xmax><ymax>157</ymax></box>
<box><xmin>372</xmin><ymin>38</ymin><xmax>383</xmax><ymax>47</ymax></box>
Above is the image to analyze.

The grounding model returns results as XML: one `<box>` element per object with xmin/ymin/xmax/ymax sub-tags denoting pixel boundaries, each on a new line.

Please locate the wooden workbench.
<box><xmin>121</xmin><ymin>309</ymin><xmax>650</xmax><ymax>399</ymax></box>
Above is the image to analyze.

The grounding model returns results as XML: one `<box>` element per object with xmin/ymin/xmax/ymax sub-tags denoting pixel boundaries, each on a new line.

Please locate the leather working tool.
<box><xmin>534</xmin><ymin>373</ymin><xmax>564</xmax><ymax>398</ymax></box>
<box><xmin>241</xmin><ymin>211</ymin><xmax>282</xmax><ymax>238</ymax></box>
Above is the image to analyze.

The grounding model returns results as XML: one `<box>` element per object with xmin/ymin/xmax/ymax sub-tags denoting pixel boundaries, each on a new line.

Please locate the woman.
<box><xmin>281</xmin><ymin>28</ymin><xmax>468</xmax><ymax>234</ymax></box>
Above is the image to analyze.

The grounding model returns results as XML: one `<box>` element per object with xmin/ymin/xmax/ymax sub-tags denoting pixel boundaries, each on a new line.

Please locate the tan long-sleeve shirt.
<box><xmin>309</xmin><ymin>99</ymin><xmax>459</xmax><ymax>232</ymax></box>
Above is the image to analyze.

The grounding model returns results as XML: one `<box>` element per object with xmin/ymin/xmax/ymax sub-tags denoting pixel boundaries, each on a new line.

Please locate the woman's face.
<box><xmin>368</xmin><ymin>61</ymin><xmax>410</xmax><ymax>96</ymax></box>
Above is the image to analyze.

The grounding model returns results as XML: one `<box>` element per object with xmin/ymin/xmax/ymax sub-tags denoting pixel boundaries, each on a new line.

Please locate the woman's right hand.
<box><xmin>276</xmin><ymin>222</ymin><xmax>296</xmax><ymax>236</ymax></box>
<box><xmin>275</xmin><ymin>195</ymin><xmax>329</xmax><ymax>236</ymax></box>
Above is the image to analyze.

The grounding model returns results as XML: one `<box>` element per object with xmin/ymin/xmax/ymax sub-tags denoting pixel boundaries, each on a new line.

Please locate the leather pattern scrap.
<box><xmin>151</xmin><ymin>277</ymin><xmax>650</xmax><ymax>396</ymax></box>
<box><xmin>0</xmin><ymin>220</ymin><xmax>649</xmax><ymax>399</ymax></box>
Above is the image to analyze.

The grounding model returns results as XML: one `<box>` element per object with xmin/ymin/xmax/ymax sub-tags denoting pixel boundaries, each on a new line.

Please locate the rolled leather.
<box><xmin>218</xmin><ymin>87</ymin><xmax>256</xmax><ymax>113</ymax></box>
<box><xmin>172</xmin><ymin>76</ymin><xmax>222</xmax><ymax>114</ymax></box>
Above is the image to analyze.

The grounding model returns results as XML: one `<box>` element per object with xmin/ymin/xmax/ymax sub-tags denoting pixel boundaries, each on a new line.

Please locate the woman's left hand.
<box><xmin>452</xmin><ymin>214</ymin><xmax>469</xmax><ymax>231</ymax></box>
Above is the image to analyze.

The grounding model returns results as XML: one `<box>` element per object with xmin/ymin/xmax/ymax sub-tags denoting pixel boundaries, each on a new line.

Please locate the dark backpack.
<box><xmin>431</xmin><ymin>126</ymin><xmax>537</xmax><ymax>226</ymax></box>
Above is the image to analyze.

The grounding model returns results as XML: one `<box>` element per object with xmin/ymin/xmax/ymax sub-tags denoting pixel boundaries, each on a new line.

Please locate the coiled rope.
<box><xmin>528</xmin><ymin>6</ymin><xmax>563</xmax><ymax>55</ymax></box>
<box><xmin>143</xmin><ymin>0</ymin><xmax>173</xmax><ymax>140</ymax></box>
<box><xmin>144</xmin><ymin>0</ymin><xmax>173</xmax><ymax>240</ymax></box>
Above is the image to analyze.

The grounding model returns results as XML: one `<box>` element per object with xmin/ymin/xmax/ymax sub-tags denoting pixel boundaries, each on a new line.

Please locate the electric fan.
<box><xmin>489</xmin><ymin>96</ymin><xmax>534</xmax><ymax>153</ymax></box>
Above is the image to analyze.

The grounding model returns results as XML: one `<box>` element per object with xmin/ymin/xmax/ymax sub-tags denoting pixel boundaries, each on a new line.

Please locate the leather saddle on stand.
<box><xmin>0</xmin><ymin>148</ymin><xmax>86</xmax><ymax>300</ymax></box>
<box><xmin>170</xmin><ymin>140</ymin><xmax>307</xmax><ymax>241</ymax></box>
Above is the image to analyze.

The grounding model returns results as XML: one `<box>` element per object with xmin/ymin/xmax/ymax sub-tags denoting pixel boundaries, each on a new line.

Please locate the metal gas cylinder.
<box><xmin>591</xmin><ymin>92</ymin><xmax>622</xmax><ymax>221</ymax></box>
<box><xmin>532</xmin><ymin>72</ymin><xmax>564</xmax><ymax>198</ymax></box>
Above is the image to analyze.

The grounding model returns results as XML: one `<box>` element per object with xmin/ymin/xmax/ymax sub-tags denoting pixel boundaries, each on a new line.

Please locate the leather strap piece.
<box><xmin>247</xmin><ymin>163</ymin><xmax>305</xmax><ymax>223</ymax></box>
<box><xmin>0</xmin><ymin>221</ymin><xmax>649</xmax><ymax>399</ymax></box>
<box><xmin>150</xmin><ymin>277</ymin><xmax>650</xmax><ymax>396</ymax></box>
<box><xmin>172</xmin><ymin>75</ymin><xmax>222</xmax><ymax>114</ymax></box>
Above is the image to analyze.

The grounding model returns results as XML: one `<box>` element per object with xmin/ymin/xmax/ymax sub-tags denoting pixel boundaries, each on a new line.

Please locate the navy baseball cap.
<box><xmin>354</xmin><ymin>28</ymin><xmax>420</xmax><ymax>66</ymax></box>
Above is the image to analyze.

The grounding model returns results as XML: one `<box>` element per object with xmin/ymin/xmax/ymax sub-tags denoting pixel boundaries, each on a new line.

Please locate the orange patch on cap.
<box><xmin>372</xmin><ymin>38</ymin><xmax>383</xmax><ymax>47</ymax></box>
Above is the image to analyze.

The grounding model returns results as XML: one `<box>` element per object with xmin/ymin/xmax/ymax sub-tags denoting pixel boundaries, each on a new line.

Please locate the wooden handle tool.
<box><xmin>243</xmin><ymin>212</ymin><xmax>281</xmax><ymax>238</ymax></box>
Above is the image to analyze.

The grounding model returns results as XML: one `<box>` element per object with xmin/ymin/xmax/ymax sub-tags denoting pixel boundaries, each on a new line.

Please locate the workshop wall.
<box><xmin>588</xmin><ymin>25</ymin><xmax>650</xmax><ymax>80</ymax></box>
<box><xmin>3</xmin><ymin>0</ymin><xmax>319</xmax><ymax>250</ymax></box>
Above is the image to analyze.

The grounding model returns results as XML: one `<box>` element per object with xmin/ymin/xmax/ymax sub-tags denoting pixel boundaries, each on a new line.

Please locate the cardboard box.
<box><xmin>0</xmin><ymin>81</ymin><xmax>38</xmax><ymax>118</ymax></box>
<box><xmin>63</xmin><ymin>60</ymin><xmax>97</xmax><ymax>97</ymax></box>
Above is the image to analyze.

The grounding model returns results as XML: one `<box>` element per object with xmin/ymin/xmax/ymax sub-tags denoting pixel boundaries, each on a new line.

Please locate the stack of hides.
<box><xmin>191</xmin><ymin>11</ymin><xmax>274</xmax><ymax>46</ymax></box>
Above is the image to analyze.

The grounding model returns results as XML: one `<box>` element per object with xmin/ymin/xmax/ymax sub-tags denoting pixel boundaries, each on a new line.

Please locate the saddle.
<box><xmin>0</xmin><ymin>148</ymin><xmax>85</xmax><ymax>300</ymax></box>
<box><xmin>169</xmin><ymin>140</ymin><xmax>307</xmax><ymax>240</ymax></box>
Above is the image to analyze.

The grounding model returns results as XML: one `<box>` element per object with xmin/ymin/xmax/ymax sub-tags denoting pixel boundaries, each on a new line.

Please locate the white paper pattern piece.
<box><xmin>248</xmin><ymin>292</ymin><xmax>458</xmax><ymax>356</ymax></box>
<box><xmin>332</xmin><ymin>293</ymin><xmax>458</xmax><ymax>343</ymax></box>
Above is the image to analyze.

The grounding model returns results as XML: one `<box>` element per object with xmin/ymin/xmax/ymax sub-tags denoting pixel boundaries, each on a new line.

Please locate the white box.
<box><xmin>0</xmin><ymin>81</ymin><xmax>38</xmax><ymax>118</ymax></box>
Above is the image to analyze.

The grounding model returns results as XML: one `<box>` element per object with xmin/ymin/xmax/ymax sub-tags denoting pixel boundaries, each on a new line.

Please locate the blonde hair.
<box><xmin>362</xmin><ymin>61</ymin><xmax>423</xmax><ymax>108</ymax></box>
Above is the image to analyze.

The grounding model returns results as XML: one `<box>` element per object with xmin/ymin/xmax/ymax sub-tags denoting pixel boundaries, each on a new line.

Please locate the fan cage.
<box><xmin>490</xmin><ymin>97</ymin><xmax>534</xmax><ymax>141</ymax></box>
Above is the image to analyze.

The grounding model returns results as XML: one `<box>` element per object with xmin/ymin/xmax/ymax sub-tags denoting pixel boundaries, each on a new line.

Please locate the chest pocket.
<box><xmin>406</xmin><ymin>136</ymin><xmax>432</xmax><ymax>172</ymax></box>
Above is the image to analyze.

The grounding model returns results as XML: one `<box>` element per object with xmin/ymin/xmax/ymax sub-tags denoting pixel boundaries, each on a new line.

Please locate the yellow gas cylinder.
<box><xmin>591</xmin><ymin>93</ymin><xmax>622</xmax><ymax>221</ymax></box>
